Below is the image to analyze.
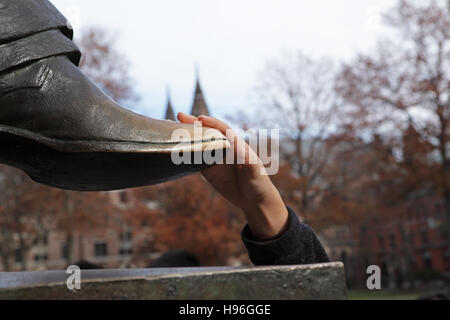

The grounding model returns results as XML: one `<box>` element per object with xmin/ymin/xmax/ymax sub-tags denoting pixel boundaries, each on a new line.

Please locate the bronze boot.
<box><xmin>0</xmin><ymin>0</ymin><xmax>228</xmax><ymax>191</ymax></box>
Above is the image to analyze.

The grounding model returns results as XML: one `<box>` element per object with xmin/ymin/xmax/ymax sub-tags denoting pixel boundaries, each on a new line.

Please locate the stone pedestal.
<box><xmin>0</xmin><ymin>262</ymin><xmax>347</xmax><ymax>300</ymax></box>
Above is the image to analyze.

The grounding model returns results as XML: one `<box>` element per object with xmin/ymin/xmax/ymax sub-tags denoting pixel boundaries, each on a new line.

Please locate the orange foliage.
<box><xmin>129</xmin><ymin>174</ymin><xmax>248</xmax><ymax>266</ymax></box>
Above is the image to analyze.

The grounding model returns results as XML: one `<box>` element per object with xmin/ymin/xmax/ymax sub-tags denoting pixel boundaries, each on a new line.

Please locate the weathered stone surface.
<box><xmin>0</xmin><ymin>262</ymin><xmax>347</xmax><ymax>300</ymax></box>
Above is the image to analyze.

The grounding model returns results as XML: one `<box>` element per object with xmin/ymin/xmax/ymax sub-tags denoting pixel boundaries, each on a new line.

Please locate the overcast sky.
<box><xmin>50</xmin><ymin>0</ymin><xmax>398</xmax><ymax>119</ymax></box>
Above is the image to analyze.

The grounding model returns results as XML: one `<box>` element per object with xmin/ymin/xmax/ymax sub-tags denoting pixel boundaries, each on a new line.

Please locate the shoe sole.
<box><xmin>0</xmin><ymin>124</ymin><xmax>229</xmax><ymax>153</ymax></box>
<box><xmin>0</xmin><ymin>127</ymin><xmax>229</xmax><ymax>191</ymax></box>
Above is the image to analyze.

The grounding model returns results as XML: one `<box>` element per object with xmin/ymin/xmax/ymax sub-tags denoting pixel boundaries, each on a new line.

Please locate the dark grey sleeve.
<box><xmin>241</xmin><ymin>207</ymin><xmax>330</xmax><ymax>265</ymax></box>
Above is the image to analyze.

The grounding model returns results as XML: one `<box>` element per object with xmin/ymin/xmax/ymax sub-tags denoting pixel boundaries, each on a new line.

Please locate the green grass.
<box><xmin>348</xmin><ymin>289</ymin><xmax>421</xmax><ymax>300</ymax></box>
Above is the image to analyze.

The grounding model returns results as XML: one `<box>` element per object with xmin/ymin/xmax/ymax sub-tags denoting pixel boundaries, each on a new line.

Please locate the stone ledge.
<box><xmin>0</xmin><ymin>262</ymin><xmax>347</xmax><ymax>300</ymax></box>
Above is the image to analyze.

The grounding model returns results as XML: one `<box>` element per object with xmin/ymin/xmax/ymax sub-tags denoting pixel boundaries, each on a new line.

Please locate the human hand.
<box><xmin>177</xmin><ymin>112</ymin><xmax>289</xmax><ymax>240</ymax></box>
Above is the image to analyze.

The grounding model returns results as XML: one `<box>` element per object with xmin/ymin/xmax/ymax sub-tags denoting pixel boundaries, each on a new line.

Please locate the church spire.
<box><xmin>190</xmin><ymin>73</ymin><xmax>210</xmax><ymax>117</ymax></box>
<box><xmin>164</xmin><ymin>87</ymin><xmax>176</xmax><ymax>121</ymax></box>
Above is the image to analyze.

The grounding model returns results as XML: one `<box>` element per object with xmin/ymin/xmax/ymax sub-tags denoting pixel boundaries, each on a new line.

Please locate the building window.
<box><xmin>363</xmin><ymin>257</ymin><xmax>369</xmax><ymax>268</ymax></box>
<box><xmin>360</xmin><ymin>225</ymin><xmax>367</xmax><ymax>236</ymax></box>
<box><xmin>359</xmin><ymin>226</ymin><xmax>367</xmax><ymax>246</ymax></box>
<box><xmin>61</xmin><ymin>243</ymin><xmax>69</xmax><ymax>260</ymax></box>
<box><xmin>119</xmin><ymin>248</ymin><xmax>133</xmax><ymax>256</ymax></box>
<box><xmin>34</xmin><ymin>254</ymin><xmax>48</xmax><ymax>262</ymax></box>
<box><xmin>400</xmin><ymin>225</ymin><xmax>406</xmax><ymax>242</ymax></box>
<box><xmin>340</xmin><ymin>251</ymin><xmax>348</xmax><ymax>265</ymax></box>
<box><xmin>420</xmin><ymin>227</ymin><xmax>429</xmax><ymax>245</ymax></box>
<box><xmin>378</xmin><ymin>235</ymin><xmax>385</xmax><ymax>250</ymax></box>
<box><xmin>421</xmin><ymin>205</ymin><xmax>428</xmax><ymax>217</ymax></box>
<box><xmin>444</xmin><ymin>250</ymin><xmax>450</xmax><ymax>265</ymax></box>
<box><xmin>390</xmin><ymin>233</ymin><xmax>396</xmax><ymax>249</ymax></box>
<box><xmin>441</xmin><ymin>228</ymin><xmax>448</xmax><ymax>243</ymax></box>
<box><xmin>33</xmin><ymin>235</ymin><xmax>48</xmax><ymax>247</ymax></box>
<box><xmin>423</xmin><ymin>252</ymin><xmax>432</xmax><ymax>269</ymax></box>
<box><xmin>120</xmin><ymin>231</ymin><xmax>132</xmax><ymax>242</ymax></box>
<box><xmin>94</xmin><ymin>242</ymin><xmax>108</xmax><ymax>257</ymax></box>
<box><xmin>119</xmin><ymin>231</ymin><xmax>133</xmax><ymax>257</ymax></box>
<box><xmin>120</xmin><ymin>191</ymin><xmax>129</xmax><ymax>204</ymax></box>
<box><xmin>14</xmin><ymin>248</ymin><xmax>23</xmax><ymax>263</ymax></box>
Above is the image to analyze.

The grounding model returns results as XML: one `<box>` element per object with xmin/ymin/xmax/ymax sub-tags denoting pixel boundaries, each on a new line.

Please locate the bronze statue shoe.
<box><xmin>0</xmin><ymin>0</ymin><xmax>228</xmax><ymax>191</ymax></box>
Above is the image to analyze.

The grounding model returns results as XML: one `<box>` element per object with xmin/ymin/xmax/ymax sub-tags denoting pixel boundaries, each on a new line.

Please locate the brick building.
<box><xmin>318</xmin><ymin>129</ymin><xmax>449</xmax><ymax>288</ymax></box>
<box><xmin>1</xmin><ymin>190</ymin><xmax>160</xmax><ymax>272</ymax></box>
<box><xmin>363</xmin><ymin>193</ymin><xmax>449</xmax><ymax>287</ymax></box>
<box><xmin>320</xmin><ymin>193</ymin><xmax>449</xmax><ymax>288</ymax></box>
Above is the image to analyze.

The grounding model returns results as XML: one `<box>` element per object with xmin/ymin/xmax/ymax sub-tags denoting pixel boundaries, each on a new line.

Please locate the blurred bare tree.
<box><xmin>336</xmin><ymin>0</ymin><xmax>450</xmax><ymax>239</ymax></box>
<box><xmin>255</xmin><ymin>53</ymin><xmax>340</xmax><ymax>223</ymax></box>
<box><xmin>77</xmin><ymin>26</ymin><xmax>139</xmax><ymax>105</ymax></box>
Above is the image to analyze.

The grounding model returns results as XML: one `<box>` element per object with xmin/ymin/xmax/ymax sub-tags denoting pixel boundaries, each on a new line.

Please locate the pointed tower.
<box><xmin>190</xmin><ymin>74</ymin><xmax>210</xmax><ymax>117</ymax></box>
<box><xmin>164</xmin><ymin>88</ymin><xmax>176</xmax><ymax>121</ymax></box>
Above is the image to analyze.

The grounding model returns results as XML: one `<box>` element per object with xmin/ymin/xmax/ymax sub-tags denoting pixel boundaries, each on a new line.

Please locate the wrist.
<box><xmin>242</xmin><ymin>192</ymin><xmax>289</xmax><ymax>240</ymax></box>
